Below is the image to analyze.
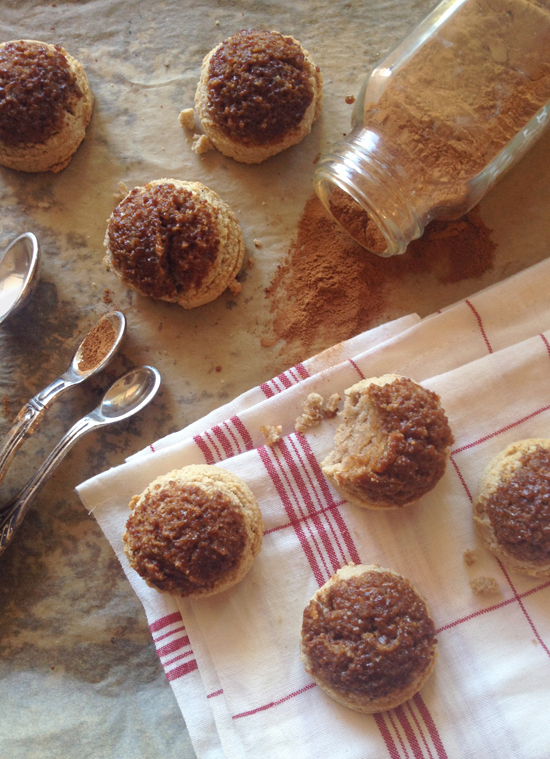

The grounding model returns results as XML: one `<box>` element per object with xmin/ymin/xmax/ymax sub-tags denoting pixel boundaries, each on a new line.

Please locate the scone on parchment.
<box><xmin>104</xmin><ymin>179</ymin><xmax>245</xmax><ymax>308</ymax></box>
<box><xmin>301</xmin><ymin>564</ymin><xmax>437</xmax><ymax>713</ymax></box>
<box><xmin>321</xmin><ymin>374</ymin><xmax>454</xmax><ymax>510</ymax></box>
<box><xmin>123</xmin><ymin>465</ymin><xmax>263</xmax><ymax>598</ymax></box>
<box><xmin>195</xmin><ymin>29</ymin><xmax>322</xmax><ymax>163</ymax></box>
<box><xmin>473</xmin><ymin>439</ymin><xmax>550</xmax><ymax>578</ymax></box>
<box><xmin>0</xmin><ymin>40</ymin><xmax>93</xmax><ymax>172</ymax></box>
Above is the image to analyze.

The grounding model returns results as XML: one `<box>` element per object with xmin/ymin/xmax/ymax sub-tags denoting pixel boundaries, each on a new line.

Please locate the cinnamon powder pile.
<box><xmin>78</xmin><ymin>316</ymin><xmax>117</xmax><ymax>372</ymax></box>
<box><xmin>263</xmin><ymin>195</ymin><xmax>495</xmax><ymax>355</ymax></box>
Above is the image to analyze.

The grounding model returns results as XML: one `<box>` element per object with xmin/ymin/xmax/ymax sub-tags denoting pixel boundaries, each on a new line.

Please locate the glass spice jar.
<box><xmin>314</xmin><ymin>0</ymin><xmax>550</xmax><ymax>256</ymax></box>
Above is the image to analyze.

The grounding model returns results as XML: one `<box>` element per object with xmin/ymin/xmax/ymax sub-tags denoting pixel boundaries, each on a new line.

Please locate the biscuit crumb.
<box><xmin>192</xmin><ymin>134</ymin><xmax>214</xmax><ymax>154</ymax></box>
<box><xmin>179</xmin><ymin>108</ymin><xmax>196</xmax><ymax>130</ymax></box>
<box><xmin>463</xmin><ymin>549</ymin><xmax>477</xmax><ymax>566</ymax></box>
<box><xmin>248</xmin><ymin>257</ymin><xmax>254</xmax><ymax>268</ymax></box>
<box><xmin>215</xmin><ymin>19</ymin><xmax>220</xmax><ymax>26</ymax></box>
<box><xmin>261</xmin><ymin>424</ymin><xmax>283</xmax><ymax>447</ymax></box>
<box><xmin>228</xmin><ymin>279</ymin><xmax>241</xmax><ymax>296</ymax></box>
<box><xmin>296</xmin><ymin>393</ymin><xmax>324</xmax><ymax>433</ymax></box>
<box><xmin>113</xmin><ymin>181</ymin><xmax>129</xmax><ymax>202</ymax></box>
<box><xmin>296</xmin><ymin>392</ymin><xmax>341</xmax><ymax>432</ymax></box>
<box><xmin>470</xmin><ymin>576</ymin><xmax>499</xmax><ymax>595</ymax></box>
<box><xmin>253</xmin><ymin>239</ymin><xmax>262</xmax><ymax>249</ymax></box>
<box><xmin>323</xmin><ymin>393</ymin><xmax>341</xmax><ymax>418</ymax></box>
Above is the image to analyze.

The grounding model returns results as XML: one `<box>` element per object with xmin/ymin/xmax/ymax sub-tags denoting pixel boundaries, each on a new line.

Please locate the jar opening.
<box><xmin>315</xmin><ymin>176</ymin><xmax>394</xmax><ymax>257</ymax></box>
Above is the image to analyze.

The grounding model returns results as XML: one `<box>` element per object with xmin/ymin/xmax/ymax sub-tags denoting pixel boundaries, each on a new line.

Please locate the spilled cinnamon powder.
<box><xmin>263</xmin><ymin>195</ymin><xmax>495</xmax><ymax>355</ymax></box>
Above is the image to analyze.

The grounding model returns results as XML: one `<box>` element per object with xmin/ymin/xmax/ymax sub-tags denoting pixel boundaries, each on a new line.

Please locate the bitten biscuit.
<box><xmin>104</xmin><ymin>179</ymin><xmax>245</xmax><ymax>308</ymax></box>
<box><xmin>301</xmin><ymin>564</ymin><xmax>437</xmax><ymax>713</ymax></box>
<box><xmin>194</xmin><ymin>29</ymin><xmax>322</xmax><ymax>163</ymax></box>
<box><xmin>123</xmin><ymin>465</ymin><xmax>263</xmax><ymax>598</ymax></box>
<box><xmin>473</xmin><ymin>439</ymin><xmax>550</xmax><ymax>577</ymax></box>
<box><xmin>0</xmin><ymin>40</ymin><xmax>93</xmax><ymax>172</ymax></box>
<box><xmin>321</xmin><ymin>374</ymin><xmax>454</xmax><ymax>509</ymax></box>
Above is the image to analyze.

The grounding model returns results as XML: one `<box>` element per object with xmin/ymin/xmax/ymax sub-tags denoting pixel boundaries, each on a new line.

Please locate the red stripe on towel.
<box><xmin>232</xmin><ymin>683</ymin><xmax>317</xmax><ymax>719</ymax></box>
<box><xmin>156</xmin><ymin>636</ymin><xmax>190</xmax><ymax>658</ymax></box>
<box><xmin>166</xmin><ymin>659</ymin><xmax>198</xmax><ymax>682</ymax></box>
<box><xmin>465</xmin><ymin>299</ymin><xmax>492</xmax><ymax>353</ymax></box>
<box><xmin>149</xmin><ymin>611</ymin><xmax>182</xmax><ymax>633</ymax></box>
<box><xmin>374</xmin><ymin>713</ymin><xmax>402</xmax><ymax>759</ymax></box>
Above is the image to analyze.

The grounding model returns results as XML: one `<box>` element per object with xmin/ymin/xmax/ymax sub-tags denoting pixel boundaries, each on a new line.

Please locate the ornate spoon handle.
<box><xmin>0</xmin><ymin>376</ymin><xmax>72</xmax><ymax>492</ymax></box>
<box><xmin>0</xmin><ymin>415</ymin><xmax>101</xmax><ymax>558</ymax></box>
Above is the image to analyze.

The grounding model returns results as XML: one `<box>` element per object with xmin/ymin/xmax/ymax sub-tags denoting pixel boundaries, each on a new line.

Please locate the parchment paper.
<box><xmin>1</xmin><ymin>1</ymin><xmax>549</xmax><ymax>757</ymax></box>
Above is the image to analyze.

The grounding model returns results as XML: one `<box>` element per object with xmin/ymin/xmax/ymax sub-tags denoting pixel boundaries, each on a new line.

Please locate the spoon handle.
<box><xmin>0</xmin><ymin>376</ymin><xmax>72</xmax><ymax>491</ymax></box>
<box><xmin>0</xmin><ymin>414</ymin><xmax>102</xmax><ymax>558</ymax></box>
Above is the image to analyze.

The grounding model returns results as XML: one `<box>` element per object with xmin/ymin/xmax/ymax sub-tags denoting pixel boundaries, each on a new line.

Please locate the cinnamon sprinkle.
<box><xmin>78</xmin><ymin>317</ymin><xmax>117</xmax><ymax>372</ymax></box>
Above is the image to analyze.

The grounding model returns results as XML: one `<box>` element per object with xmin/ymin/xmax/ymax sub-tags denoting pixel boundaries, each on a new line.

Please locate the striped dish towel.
<box><xmin>78</xmin><ymin>256</ymin><xmax>550</xmax><ymax>759</ymax></box>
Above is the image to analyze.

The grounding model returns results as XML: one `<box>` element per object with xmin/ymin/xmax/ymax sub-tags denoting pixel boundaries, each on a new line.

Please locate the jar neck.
<box><xmin>314</xmin><ymin>127</ymin><xmax>423</xmax><ymax>256</ymax></box>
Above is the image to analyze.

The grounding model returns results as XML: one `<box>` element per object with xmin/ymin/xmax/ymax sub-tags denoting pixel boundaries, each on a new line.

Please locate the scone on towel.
<box><xmin>104</xmin><ymin>179</ymin><xmax>245</xmax><ymax>308</ymax></box>
<box><xmin>473</xmin><ymin>439</ymin><xmax>550</xmax><ymax>578</ymax></box>
<box><xmin>0</xmin><ymin>40</ymin><xmax>93</xmax><ymax>173</ymax></box>
<box><xmin>301</xmin><ymin>564</ymin><xmax>437</xmax><ymax>713</ymax></box>
<box><xmin>123</xmin><ymin>465</ymin><xmax>263</xmax><ymax>598</ymax></box>
<box><xmin>195</xmin><ymin>29</ymin><xmax>322</xmax><ymax>163</ymax></box>
<box><xmin>321</xmin><ymin>374</ymin><xmax>454</xmax><ymax>509</ymax></box>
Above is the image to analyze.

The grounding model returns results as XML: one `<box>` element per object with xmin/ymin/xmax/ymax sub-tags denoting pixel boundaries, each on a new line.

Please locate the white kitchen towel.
<box><xmin>78</xmin><ymin>254</ymin><xmax>550</xmax><ymax>759</ymax></box>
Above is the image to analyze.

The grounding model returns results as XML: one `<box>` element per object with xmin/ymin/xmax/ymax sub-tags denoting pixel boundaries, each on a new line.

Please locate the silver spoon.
<box><xmin>0</xmin><ymin>232</ymin><xmax>41</xmax><ymax>326</ymax></box>
<box><xmin>0</xmin><ymin>310</ymin><xmax>126</xmax><ymax>489</ymax></box>
<box><xmin>0</xmin><ymin>365</ymin><xmax>161</xmax><ymax>559</ymax></box>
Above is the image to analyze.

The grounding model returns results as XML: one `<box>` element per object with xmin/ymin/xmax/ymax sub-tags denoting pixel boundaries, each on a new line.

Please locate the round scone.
<box><xmin>104</xmin><ymin>179</ymin><xmax>245</xmax><ymax>308</ymax></box>
<box><xmin>194</xmin><ymin>29</ymin><xmax>322</xmax><ymax>163</ymax></box>
<box><xmin>0</xmin><ymin>40</ymin><xmax>93</xmax><ymax>172</ymax></box>
<box><xmin>301</xmin><ymin>564</ymin><xmax>437</xmax><ymax>713</ymax></box>
<box><xmin>321</xmin><ymin>374</ymin><xmax>454</xmax><ymax>510</ymax></box>
<box><xmin>123</xmin><ymin>465</ymin><xmax>263</xmax><ymax>598</ymax></box>
<box><xmin>473</xmin><ymin>439</ymin><xmax>550</xmax><ymax>578</ymax></box>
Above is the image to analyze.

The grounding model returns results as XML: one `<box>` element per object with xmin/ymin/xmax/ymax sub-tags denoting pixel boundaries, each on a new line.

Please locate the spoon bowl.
<box><xmin>96</xmin><ymin>365</ymin><xmax>162</xmax><ymax>422</ymax></box>
<box><xmin>70</xmin><ymin>310</ymin><xmax>126</xmax><ymax>380</ymax></box>
<box><xmin>0</xmin><ymin>232</ymin><xmax>40</xmax><ymax>326</ymax></box>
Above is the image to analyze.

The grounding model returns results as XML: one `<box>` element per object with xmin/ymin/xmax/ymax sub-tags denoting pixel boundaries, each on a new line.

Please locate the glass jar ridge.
<box><xmin>315</xmin><ymin>0</ymin><xmax>550</xmax><ymax>256</ymax></box>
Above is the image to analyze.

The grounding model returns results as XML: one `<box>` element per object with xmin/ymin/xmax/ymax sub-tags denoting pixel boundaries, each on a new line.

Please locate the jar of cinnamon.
<box><xmin>314</xmin><ymin>0</ymin><xmax>550</xmax><ymax>256</ymax></box>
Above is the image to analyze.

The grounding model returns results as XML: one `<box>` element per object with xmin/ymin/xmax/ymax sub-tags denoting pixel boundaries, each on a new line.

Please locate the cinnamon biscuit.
<box><xmin>321</xmin><ymin>374</ymin><xmax>454</xmax><ymax>509</ymax></box>
<box><xmin>194</xmin><ymin>29</ymin><xmax>322</xmax><ymax>163</ymax></box>
<box><xmin>0</xmin><ymin>40</ymin><xmax>93</xmax><ymax>173</ymax></box>
<box><xmin>473</xmin><ymin>439</ymin><xmax>550</xmax><ymax>577</ymax></box>
<box><xmin>301</xmin><ymin>564</ymin><xmax>437</xmax><ymax>713</ymax></box>
<box><xmin>104</xmin><ymin>179</ymin><xmax>245</xmax><ymax>308</ymax></box>
<box><xmin>123</xmin><ymin>465</ymin><xmax>263</xmax><ymax>598</ymax></box>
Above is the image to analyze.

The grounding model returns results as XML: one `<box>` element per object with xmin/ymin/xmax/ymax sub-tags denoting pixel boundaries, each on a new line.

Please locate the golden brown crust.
<box><xmin>195</xmin><ymin>29</ymin><xmax>322</xmax><ymax>164</ymax></box>
<box><xmin>321</xmin><ymin>374</ymin><xmax>454</xmax><ymax>510</ymax></box>
<box><xmin>0</xmin><ymin>40</ymin><xmax>93</xmax><ymax>172</ymax></box>
<box><xmin>473</xmin><ymin>439</ymin><xmax>550</xmax><ymax>577</ymax></box>
<box><xmin>103</xmin><ymin>179</ymin><xmax>245</xmax><ymax>309</ymax></box>
<box><xmin>123</xmin><ymin>465</ymin><xmax>263</xmax><ymax>598</ymax></box>
<box><xmin>300</xmin><ymin>564</ymin><xmax>437</xmax><ymax>713</ymax></box>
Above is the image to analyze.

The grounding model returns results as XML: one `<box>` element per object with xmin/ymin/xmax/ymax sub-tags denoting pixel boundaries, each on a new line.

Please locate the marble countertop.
<box><xmin>1</xmin><ymin>1</ymin><xmax>550</xmax><ymax>757</ymax></box>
